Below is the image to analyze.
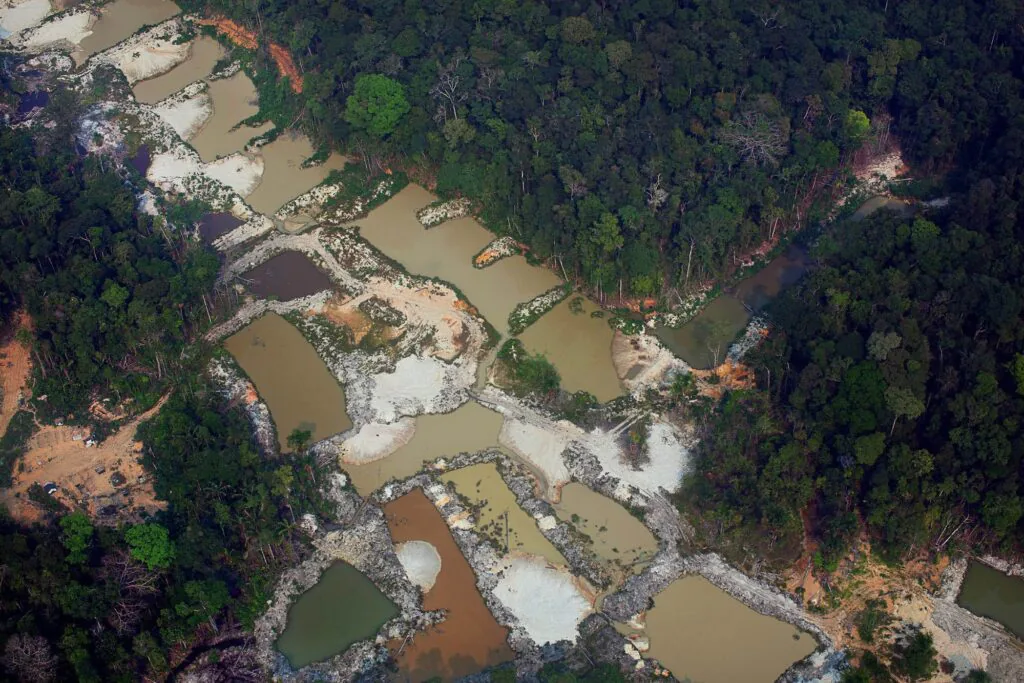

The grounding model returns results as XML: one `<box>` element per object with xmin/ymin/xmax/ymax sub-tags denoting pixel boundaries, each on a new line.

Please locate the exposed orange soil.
<box><xmin>690</xmin><ymin>358</ymin><xmax>757</xmax><ymax>400</ymax></box>
<box><xmin>385</xmin><ymin>489</ymin><xmax>513</xmax><ymax>681</ymax></box>
<box><xmin>318</xmin><ymin>297</ymin><xmax>372</xmax><ymax>344</ymax></box>
<box><xmin>196</xmin><ymin>17</ymin><xmax>303</xmax><ymax>92</ymax></box>
<box><xmin>268</xmin><ymin>43</ymin><xmax>302</xmax><ymax>93</ymax></box>
<box><xmin>472</xmin><ymin>240</ymin><xmax>528</xmax><ymax>268</ymax></box>
<box><xmin>0</xmin><ymin>311</ymin><xmax>32</xmax><ymax>439</ymax></box>
<box><xmin>1</xmin><ymin>395</ymin><xmax>170</xmax><ymax>525</ymax></box>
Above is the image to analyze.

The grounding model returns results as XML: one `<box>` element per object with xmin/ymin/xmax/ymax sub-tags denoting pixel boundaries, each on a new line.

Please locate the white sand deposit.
<box><xmin>499</xmin><ymin>418</ymin><xmax>571</xmax><ymax>499</ymax></box>
<box><xmin>493</xmin><ymin>556</ymin><xmax>593</xmax><ymax>645</ymax></box>
<box><xmin>590</xmin><ymin>420</ymin><xmax>690</xmax><ymax>496</ymax></box>
<box><xmin>93</xmin><ymin>21</ymin><xmax>189</xmax><ymax>82</ymax></box>
<box><xmin>147</xmin><ymin>147</ymin><xmax>200</xmax><ymax>188</ymax></box>
<box><xmin>203</xmin><ymin>153</ymin><xmax>264</xmax><ymax>197</ymax></box>
<box><xmin>395</xmin><ymin>541</ymin><xmax>442</xmax><ymax>593</ymax></box>
<box><xmin>152</xmin><ymin>90</ymin><xmax>212</xmax><ymax>140</ymax></box>
<box><xmin>0</xmin><ymin>0</ymin><xmax>51</xmax><ymax>37</ymax></box>
<box><xmin>16</xmin><ymin>9</ymin><xmax>92</xmax><ymax>49</ymax></box>
<box><xmin>340</xmin><ymin>418</ymin><xmax>415</xmax><ymax>465</ymax></box>
<box><xmin>369</xmin><ymin>355</ymin><xmax>450</xmax><ymax>423</ymax></box>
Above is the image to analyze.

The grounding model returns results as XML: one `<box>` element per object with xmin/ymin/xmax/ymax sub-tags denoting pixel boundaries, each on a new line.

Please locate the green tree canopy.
<box><xmin>344</xmin><ymin>74</ymin><xmax>410</xmax><ymax>138</ymax></box>
<box><xmin>125</xmin><ymin>523</ymin><xmax>174</xmax><ymax>570</ymax></box>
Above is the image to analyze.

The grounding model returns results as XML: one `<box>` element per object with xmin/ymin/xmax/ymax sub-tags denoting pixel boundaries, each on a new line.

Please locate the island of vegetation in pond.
<box><xmin>276</xmin><ymin>562</ymin><xmax>398</xmax><ymax>669</ymax></box>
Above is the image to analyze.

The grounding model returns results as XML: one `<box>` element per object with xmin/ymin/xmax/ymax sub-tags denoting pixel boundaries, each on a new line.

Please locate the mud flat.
<box><xmin>385</xmin><ymin>488</ymin><xmax>514</xmax><ymax>681</ymax></box>
<box><xmin>517</xmin><ymin>296</ymin><xmax>622</xmax><ymax>402</ymax></box>
<box><xmin>224</xmin><ymin>312</ymin><xmax>351</xmax><ymax>450</ymax></box>
<box><xmin>275</xmin><ymin>561</ymin><xmax>398</xmax><ymax>669</ymax></box>
<box><xmin>73</xmin><ymin>0</ymin><xmax>180</xmax><ymax>64</ymax></box>
<box><xmin>242</xmin><ymin>251</ymin><xmax>334</xmax><ymax>302</ymax></box>
<box><xmin>132</xmin><ymin>36</ymin><xmax>224</xmax><ymax>104</ymax></box>
<box><xmin>345</xmin><ymin>402</ymin><xmax>503</xmax><ymax>496</ymax></box>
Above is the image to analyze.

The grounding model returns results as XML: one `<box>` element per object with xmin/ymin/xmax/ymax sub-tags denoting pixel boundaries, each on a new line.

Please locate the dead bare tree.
<box><xmin>645</xmin><ymin>173</ymin><xmax>669</xmax><ymax>210</ymax></box>
<box><xmin>720</xmin><ymin>111</ymin><xmax>789</xmax><ymax>166</ymax></box>
<box><xmin>430</xmin><ymin>55</ymin><xmax>468</xmax><ymax>121</ymax></box>
<box><xmin>3</xmin><ymin>634</ymin><xmax>57</xmax><ymax>683</ymax></box>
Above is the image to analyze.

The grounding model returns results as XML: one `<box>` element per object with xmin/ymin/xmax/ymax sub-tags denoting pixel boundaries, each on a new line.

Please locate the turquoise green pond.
<box><xmin>276</xmin><ymin>562</ymin><xmax>398</xmax><ymax>669</ymax></box>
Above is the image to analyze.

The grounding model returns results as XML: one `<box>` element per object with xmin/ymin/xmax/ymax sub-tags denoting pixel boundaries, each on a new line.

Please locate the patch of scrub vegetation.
<box><xmin>507</xmin><ymin>284</ymin><xmax>571</xmax><ymax>335</ymax></box>
<box><xmin>495</xmin><ymin>339</ymin><xmax>560</xmax><ymax>398</ymax></box>
<box><xmin>357</xmin><ymin>296</ymin><xmax>406</xmax><ymax>327</ymax></box>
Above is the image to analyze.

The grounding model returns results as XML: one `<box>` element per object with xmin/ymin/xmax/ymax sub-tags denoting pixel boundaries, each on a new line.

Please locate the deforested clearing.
<box><xmin>152</xmin><ymin>90</ymin><xmax>211</xmax><ymax>140</ymax></box>
<box><xmin>16</xmin><ymin>9</ymin><xmax>93</xmax><ymax>49</ymax></box>
<box><xmin>0</xmin><ymin>0</ymin><xmax>52</xmax><ymax>36</ymax></box>
<box><xmin>498</xmin><ymin>418</ymin><xmax>571</xmax><ymax>500</ymax></box>
<box><xmin>340</xmin><ymin>418</ymin><xmax>416</xmax><ymax>465</ymax></box>
<box><xmin>493</xmin><ymin>556</ymin><xmax>593</xmax><ymax>645</ymax></box>
<box><xmin>589</xmin><ymin>420</ymin><xmax>690</xmax><ymax>496</ymax></box>
<box><xmin>369</xmin><ymin>355</ymin><xmax>455</xmax><ymax>423</ymax></box>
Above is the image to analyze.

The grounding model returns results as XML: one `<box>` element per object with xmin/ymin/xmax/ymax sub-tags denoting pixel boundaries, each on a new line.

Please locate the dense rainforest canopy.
<box><xmin>0</xmin><ymin>100</ymin><xmax>218</xmax><ymax>418</ymax></box>
<box><xmin>184</xmin><ymin>0</ymin><xmax>1022</xmax><ymax>300</ymax></box>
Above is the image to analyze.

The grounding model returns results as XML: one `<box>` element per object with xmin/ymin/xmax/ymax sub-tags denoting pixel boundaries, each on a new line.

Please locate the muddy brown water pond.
<box><xmin>957</xmin><ymin>561</ymin><xmax>1024</xmax><ymax>638</ymax></box>
<box><xmin>224</xmin><ymin>313</ymin><xmax>351</xmax><ymax>450</ymax></box>
<box><xmin>346</xmin><ymin>402</ymin><xmax>503</xmax><ymax>496</ymax></box>
<box><xmin>352</xmin><ymin>185</ymin><xmax>560</xmax><ymax>334</ymax></box>
<box><xmin>850</xmin><ymin>195</ymin><xmax>913</xmax><ymax>221</ymax></box>
<box><xmin>73</xmin><ymin>0</ymin><xmax>180</xmax><ymax>65</ymax></box>
<box><xmin>242</xmin><ymin>251</ymin><xmax>334</xmax><ymax>301</ymax></box>
<box><xmin>197</xmin><ymin>211</ymin><xmax>243</xmax><ymax>243</ymax></box>
<box><xmin>246</xmin><ymin>132</ymin><xmax>347</xmax><ymax>216</ymax></box>
<box><xmin>276</xmin><ymin>561</ymin><xmax>398</xmax><ymax>669</ymax></box>
<box><xmin>553</xmin><ymin>483</ymin><xmax>656</xmax><ymax>576</ymax></box>
<box><xmin>189</xmin><ymin>72</ymin><xmax>272</xmax><ymax>161</ymax></box>
<box><xmin>624</xmin><ymin>575</ymin><xmax>814</xmax><ymax>683</ymax></box>
<box><xmin>132</xmin><ymin>36</ymin><xmax>225</xmax><ymax>104</ymax></box>
<box><xmin>441</xmin><ymin>462</ymin><xmax>567</xmax><ymax>567</ymax></box>
<box><xmin>385</xmin><ymin>489</ymin><xmax>513</xmax><ymax>681</ymax></box>
<box><xmin>518</xmin><ymin>297</ymin><xmax>622</xmax><ymax>402</ymax></box>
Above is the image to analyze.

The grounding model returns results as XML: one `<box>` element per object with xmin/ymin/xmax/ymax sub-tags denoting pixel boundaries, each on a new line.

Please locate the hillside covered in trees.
<box><xmin>185</xmin><ymin>0</ymin><xmax>1021</xmax><ymax>301</ymax></box>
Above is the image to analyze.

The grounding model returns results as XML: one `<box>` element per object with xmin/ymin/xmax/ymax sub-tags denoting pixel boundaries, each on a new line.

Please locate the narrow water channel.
<box><xmin>224</xmin><ymin>313</ymin><xmax>351</xmax><ymax>450</ymax></box>
<box><xmin>625</xmin><ymin>575</ymin><xmax>815</xmax><ymax>683</ymax></box>
<box><xmin>73</xmin><ymin>0</ymin><xmax>180</xmax><ymax>64</ymax></box>
<box><xmin>275</xmin><ymin>561</ymin><xmax>397</xmax><ymax>669</ymax></box>
<box><xmin>957</xmin><ymin>561</ymin><xmax>1024</xmax><ymax>638</ymax></box>
<box><xmin>385</xmin><ymin>489</ymin><xmax>513</xmax><ymax>681</ymax></box>
<box><xmin>132</xmin><ymin>36</ymin><xmax>225</xmax><ymax>104</ymax></box>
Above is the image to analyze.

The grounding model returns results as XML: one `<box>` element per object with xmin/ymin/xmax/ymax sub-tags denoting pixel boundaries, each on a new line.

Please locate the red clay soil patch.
<box><xmin>385</xmin><ymin>489</ymin><xmax>513</xmax><ymax>681</ymax></box>
<box><xmin>269</xmin><ymin>43</ymin><xmax>302</xmax><ymax>93</ymax></box>
<box><xmin>196</xmin><ymin>17</ymin><xmax>302</xmax><ymax>92</ymax></box>
<box><xmin>0</xmin><ymin>311</ymin><xmax>32</xmax><ymax>439</ymax></box>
